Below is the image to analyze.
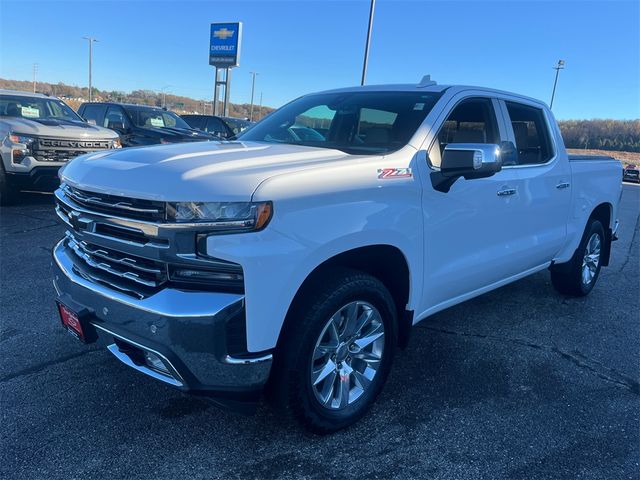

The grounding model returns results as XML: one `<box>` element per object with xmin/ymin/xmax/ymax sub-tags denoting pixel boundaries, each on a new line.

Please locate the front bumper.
<box><xmin>6</xmin><ymin>166</ymin><xmax>62</xmax><ymax>191</ymax></box>
<box><xmin>52</xmin><ymin>239</ymin><xmax>272</xmax><ymax>397</ymax></box>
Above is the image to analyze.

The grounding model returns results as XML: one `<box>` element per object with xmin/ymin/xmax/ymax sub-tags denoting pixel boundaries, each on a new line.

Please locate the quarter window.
<box><xmin>505</xmin><ymin>102</ymin><xmax>553</xmax><ymax>165</ymax></box>
<box><xmin>428</xmin><ymin>98</ymin><xmax>499</xmax><ymax>168</ymax></box>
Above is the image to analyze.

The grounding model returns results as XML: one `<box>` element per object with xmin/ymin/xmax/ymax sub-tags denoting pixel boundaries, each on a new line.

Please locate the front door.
<box><xmin>419</xmin><ymin>96</ymin><xmax>524</xmax><ymax>313</ymax></box>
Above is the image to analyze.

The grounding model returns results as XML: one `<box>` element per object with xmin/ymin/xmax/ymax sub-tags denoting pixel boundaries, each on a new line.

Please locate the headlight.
<box><xmin>111</xmin><ymin>138</ymin><xmax>122</xmax><ymax>148</ymax></box>
<box><xmin>166</xmin><ymin>201</ymin><xmax>272</xmax><ymax>233</ymax></box>
<box><xmin>8</xmin><ymin>133</ymin><xmax>35</xmax><ymax>164</ymax></box>
<box><xmin>8</xmin><ymin>133</ymin><xmax>35</xmax><ymax>146</ymax></box>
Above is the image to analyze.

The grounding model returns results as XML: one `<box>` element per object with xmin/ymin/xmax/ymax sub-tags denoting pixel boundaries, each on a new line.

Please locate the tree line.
<box><xmin>0</xmin><ymin>78</ymin><xmax>274</xmax><ymax>120</ymax></box>
<box><xmin>558</xmin><ymin>119</ymin><xmax>640</xmax><ymax>152</ymax></box>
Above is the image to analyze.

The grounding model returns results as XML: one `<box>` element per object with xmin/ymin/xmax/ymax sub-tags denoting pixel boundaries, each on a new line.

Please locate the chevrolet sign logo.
<box><xmin>213</xmin><ymin>28</ymin><xmax>234</xmax><ymax>40</ymax></box>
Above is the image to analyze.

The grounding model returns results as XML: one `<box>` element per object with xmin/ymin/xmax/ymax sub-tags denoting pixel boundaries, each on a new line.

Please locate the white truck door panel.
<box><xmin>419</xmin><ymin>96</ymin><xmax>526</xmax><ymax>310</ymax></box>
<box><xmin>422</xmin><ymin>168</ymin><xmax>523</xmax><ymax>308</ymax></box>
<box><xmin>499</xmin><ymin>100</ymin><xmax>571</xmax><ymax>269</ymax></box>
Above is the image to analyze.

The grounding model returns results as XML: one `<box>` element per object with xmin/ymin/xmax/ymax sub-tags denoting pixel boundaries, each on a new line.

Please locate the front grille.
<box><xmin>63</xmin><ymin>184</ymin><xmax>166</xmax><ymax>222</ymax></box>
<box><xmin>32</xmin><ymin>137</ymin><xmax>112</xmax><ymax>163</ymax></box>
<box><xmin>66</xmin><ymin>233</ymin><xmax>167</xmax><ymax>298</ymax></box>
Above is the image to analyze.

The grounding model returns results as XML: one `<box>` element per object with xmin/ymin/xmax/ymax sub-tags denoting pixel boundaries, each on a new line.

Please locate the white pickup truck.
<box><xmin>52</xmin><ymin>78</ymin><xmax>622</xmax><ymax>433</ymax></box>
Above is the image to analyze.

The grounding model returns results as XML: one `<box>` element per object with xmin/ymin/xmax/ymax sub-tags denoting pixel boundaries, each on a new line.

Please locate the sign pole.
<box><xmin>209</xmin><ymin>22</ymin><xmax>242</xmax><ymax>118</ymax></box>
<box><xmin>223</xmin><ymin>68</ymin><xmax>231</xmax><ymax>117</ymax></box>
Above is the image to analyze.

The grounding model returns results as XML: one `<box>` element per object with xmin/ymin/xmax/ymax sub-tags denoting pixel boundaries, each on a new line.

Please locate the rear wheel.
<box><xmin>268</xmin><ymin>269</ymin><xmax>397</xmax><ymax>434</ymax></box>
<box><xmin>551</xmin><ymin>219</ymin><xmax>605</xmax><ymax>296</ymax></box>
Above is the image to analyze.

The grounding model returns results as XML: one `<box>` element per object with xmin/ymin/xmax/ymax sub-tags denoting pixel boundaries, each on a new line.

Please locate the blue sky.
<box><xmin>1</xmin><ymin>0</ymin><xmax>638</xmax><ymax>119</ymax></box>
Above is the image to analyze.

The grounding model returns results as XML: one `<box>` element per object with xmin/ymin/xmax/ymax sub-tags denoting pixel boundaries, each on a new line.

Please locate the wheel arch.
<box><xmin>589</xmin><ymin>202</ymin><xmax>613</xmax><ymax>266</ymax></box>
<box><xmin>276</xmin><ymin>244</ymin><xmax>414</xmax><ymax>353</ymax></box>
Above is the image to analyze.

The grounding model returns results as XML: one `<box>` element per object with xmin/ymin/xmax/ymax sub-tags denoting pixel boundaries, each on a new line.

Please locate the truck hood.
<box><xmin>60</xmin><ymin>141</ymin><xmax>365</xmax><ymax>202</ymax></box>
<box><xmin>1</xmin><ymin>117</ymin><xmax>119</xmax><ymax>139</ymax></box>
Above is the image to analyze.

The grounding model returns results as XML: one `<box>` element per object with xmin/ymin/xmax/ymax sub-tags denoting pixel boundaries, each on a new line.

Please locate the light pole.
<box><xmin>549</xmin><ymin>59</ymin><xmax>565</xmax><ymax>110</ymax></box>
<box><xmin>258</xmin><ymin>91</ymin><xmax>263</xmax><ymax>121</ymax></box>
<box><xmin>32</xmin><ymin>63</ymin><xmax>38</xmax><ymax>93</ymax></box>
<box><xmin>161</xmin><ymin>85</ymin><xmax>172</xmax><ymax>108</ymax></box>
<box><xmin>82</xmin><ymin>36</ymin><xmax>98</xmax><ymax>102</ymax></box>
<box><xmin>361</xmin><ymin>0</ymin><xmax>376</xmax><ymax>86</ymax></box>
<box><xmin>249</xmin><ymin>71</ymin><xmax>258</xmax><ymax>121</ymax></box>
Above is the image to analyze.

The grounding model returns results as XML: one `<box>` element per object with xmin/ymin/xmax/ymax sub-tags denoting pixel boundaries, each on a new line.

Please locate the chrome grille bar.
<box><xmin>63</xmin><ymin>184</ymin><xmax>162</xmax><ymax>215</ymax></box>
<box><xmin>65</xmin><ymin>233</ymin><xmax>166</xmax><ymax>289</ymax></box>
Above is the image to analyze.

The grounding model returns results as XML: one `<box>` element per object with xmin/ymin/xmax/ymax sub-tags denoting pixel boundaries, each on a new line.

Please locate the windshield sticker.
<box><xmin>150</xmin><ymin>117</ymin><xmax>165</xmax><ymax>127</ymax></box>
<box><xmin>378</xmin><ymin>168</ymin><xmax>413</xmax><ymax>179</ymax></box>
<box><xmin>21</xmin><ymin>106</ymin><xmax>40</xmax><ymax>118</ymax></box>
<box><xmin>413</xmin><ymin>103</ymin><xmax>425</xmax><ymax>111</ymax></box>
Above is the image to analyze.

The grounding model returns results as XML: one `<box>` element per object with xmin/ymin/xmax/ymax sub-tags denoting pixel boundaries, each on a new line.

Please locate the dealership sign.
<box><xmin>209</xmin><ymin>22</ymin><xmax>242</xmax><ymax>68</ymax></box>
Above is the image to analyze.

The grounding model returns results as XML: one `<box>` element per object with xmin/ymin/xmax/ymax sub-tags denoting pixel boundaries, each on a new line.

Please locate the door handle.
<box><xmin>556</xmin><ymin>182</ymin><xmax>570</xmax><ymax>189</ymax></box>
<box><xmin>497</xmin><ymin>188</ymin><xmax>517</xmax><ymax>197</ymax></box>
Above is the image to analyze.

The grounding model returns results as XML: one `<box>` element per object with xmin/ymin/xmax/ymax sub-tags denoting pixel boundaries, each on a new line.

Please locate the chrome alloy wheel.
<box><xmin>582</xmin><ymin>233</ymin><xmax>601</xmax><ymax>286</ymax></box>
<box><xmin>310</xmin><ymin>301</ymin><xmax>385</xmax><ymax>410</ymax></box>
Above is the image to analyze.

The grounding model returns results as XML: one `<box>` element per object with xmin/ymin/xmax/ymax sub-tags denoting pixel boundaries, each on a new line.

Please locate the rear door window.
<box><xmin>504</xmin><ymin>102</ymin><xmax>554</xmax><ymax>165</ymax></box>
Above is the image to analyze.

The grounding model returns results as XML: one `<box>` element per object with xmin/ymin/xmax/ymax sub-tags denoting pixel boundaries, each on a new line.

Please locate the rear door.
<box><xmin>420</xmin><ymin>95</ymin><xmax>525</xmax><ymax>311</ymax></box>
<box><xmin>498</xmin><ymin>99</ymin><xmax>571</xmax><ymax>269</ymax></box>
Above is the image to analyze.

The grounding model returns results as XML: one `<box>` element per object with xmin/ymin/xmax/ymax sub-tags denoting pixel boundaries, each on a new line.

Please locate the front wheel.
<box><xmin>268</xmin><ymin>269</ymin><xmax>397</xmax><ymax>434</ymax></box>
<box><xmin>551</xmin><ymin>219</ymin><xmax>605</xmax><ymax>296</ymax></box>
<box><xmin>0</xmin><ymin>167</ymin><xmax>19</xmax><ymax>206</ymax></box>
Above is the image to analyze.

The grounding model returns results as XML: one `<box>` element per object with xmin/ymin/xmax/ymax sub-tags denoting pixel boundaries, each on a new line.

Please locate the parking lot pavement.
<box><xmin>0</xmin><ymin>186</ymin><xmax>638</xmax><ymax>480</ymax></box>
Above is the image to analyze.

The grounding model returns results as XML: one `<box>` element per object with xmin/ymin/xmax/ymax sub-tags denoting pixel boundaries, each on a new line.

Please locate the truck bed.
<box><xmin>568</xmin><ymin>154</ymin><xmax>617</xmax><ymax>162</ymax></box>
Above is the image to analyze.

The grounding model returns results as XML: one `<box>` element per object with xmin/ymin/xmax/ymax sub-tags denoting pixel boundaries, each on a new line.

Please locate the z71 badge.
<box><xmin>377</xmin><ymin>168</ymin><xmax>413</xmax><ymax>179</ymax></box>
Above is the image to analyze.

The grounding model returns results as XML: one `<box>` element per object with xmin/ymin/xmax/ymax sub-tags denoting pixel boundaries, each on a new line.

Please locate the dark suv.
<box><xmin>78</xmin><ymin>103</ymin><xmax>215</xmax><ymax>147</ymax></box>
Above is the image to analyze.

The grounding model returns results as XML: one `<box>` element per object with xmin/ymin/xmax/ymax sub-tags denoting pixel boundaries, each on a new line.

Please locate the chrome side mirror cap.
<box><xmin>430</xmin><ymin>142</ymin><xmax>505</xmax><ymax>193</ymax></box>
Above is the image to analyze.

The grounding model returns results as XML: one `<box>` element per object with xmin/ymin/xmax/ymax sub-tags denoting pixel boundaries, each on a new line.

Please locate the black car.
<box><xmin>78</xmin><ymin>102</ymin><xmax>215</xmax><ymax>147</ymax></box>
<box><xmin>181</xmin><ymin>114</ymin><xmax>254</xmax><ymax>139</ymax></box>
<box><xmin>623</xmin><ymin>166</ymin><xmax>639</xmax><ymax>183</ymax></box>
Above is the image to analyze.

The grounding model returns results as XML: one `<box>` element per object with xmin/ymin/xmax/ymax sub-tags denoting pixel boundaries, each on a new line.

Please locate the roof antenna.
<box><xmin>418</xmin><ymin>75</ymin><xmax>437</xmax><ymax>87</ymax></box>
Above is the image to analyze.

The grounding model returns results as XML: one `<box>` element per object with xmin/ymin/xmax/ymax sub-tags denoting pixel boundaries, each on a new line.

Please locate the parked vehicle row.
<box><xmin>51</xmin><ymin>77</ymin><xmax>622</xmax><ymax>433</ymax></box>
<box><xmin>0</xmin><ymin>90</ymin><xmax>120</xmax><ymax>204</ymax></box>
<box><xmin>0</xmin><ymin>89</ymin><xmax>255</xmax><ymax>204</ymax></box>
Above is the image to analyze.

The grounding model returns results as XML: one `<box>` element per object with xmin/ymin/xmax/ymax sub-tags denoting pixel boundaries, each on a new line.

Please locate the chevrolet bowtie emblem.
<box><xmin>213</xmin><ymin>28</ymin><xmax>235</xmax><ymax>40</ymax></box>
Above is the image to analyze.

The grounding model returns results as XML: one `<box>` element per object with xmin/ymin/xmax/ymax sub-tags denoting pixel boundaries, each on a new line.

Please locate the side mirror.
<box><xmin>430</xmin><ymin>143</ymin><xmax>503</xmax><ymax>193</ymax></box>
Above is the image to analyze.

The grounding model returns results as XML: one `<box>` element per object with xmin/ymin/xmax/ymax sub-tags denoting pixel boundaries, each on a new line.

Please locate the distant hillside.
<box><xmin>0</xmin><ymin>78</ymin><xmax>275</xmax><ymax>120</ymax></box>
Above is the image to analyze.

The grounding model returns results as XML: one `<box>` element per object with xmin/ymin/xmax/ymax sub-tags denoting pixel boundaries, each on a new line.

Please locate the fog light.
<box><xmin>144</xmin><ymin>351</ymin><xmax>169</xmax><ymax>375</ymax></box>
<box><xmin>12</xmin><ymin>148</ymin><xmax>29</xmax><ymax>164</ymax></box>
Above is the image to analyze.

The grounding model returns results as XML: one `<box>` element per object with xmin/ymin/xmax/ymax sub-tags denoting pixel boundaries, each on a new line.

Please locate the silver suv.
<box><xmin>0</xmin><ymin>90</ymin><xmax>120</xmax><ymax>204</ymax></box>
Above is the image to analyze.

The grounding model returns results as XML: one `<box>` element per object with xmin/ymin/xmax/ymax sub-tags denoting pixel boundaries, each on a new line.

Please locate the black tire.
<box><xmin>0</xmin><ymin>164</ymin><xmax>19</xmax><ymax>206</ymax></box>
<box><xmin>551</xmin><ymin>219</ymin><xmax>605</xmax><ymax>296</ymax></box>
<box><xmin>267</xmin><ymin>268</ymin><xmax>397</xmax><ymax>434</ymax></box>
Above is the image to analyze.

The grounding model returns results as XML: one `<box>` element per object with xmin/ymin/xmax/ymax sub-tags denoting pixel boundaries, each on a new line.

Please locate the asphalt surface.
<box><xmin>1</xmin><ymin>185</ymin><xmax>638</xmax><ymax>480</ymax></box>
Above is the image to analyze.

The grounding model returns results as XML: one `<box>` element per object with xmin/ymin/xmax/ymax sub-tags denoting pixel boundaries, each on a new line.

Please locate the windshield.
<box><xmin>0</xmin><ymin>95</ymin><xmax>84</xmax><ymax>122</ymax></box>
<box><xmin>125</xmin><ymin>107</ymin><xmax>192</xmax><ymax>129</ymax></box>
<box><xmin>238</xmin><ymin>91</ymin><xmax>441</xmax><ymax>154</ymax></box>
